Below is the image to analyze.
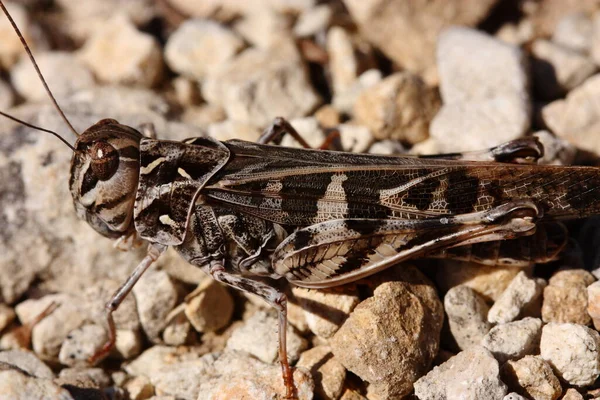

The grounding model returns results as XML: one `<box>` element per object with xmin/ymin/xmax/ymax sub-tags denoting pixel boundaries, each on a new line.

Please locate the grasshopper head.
<box><xmin>69</xmin><ymin>119</ymin><xmax>143</xmax><ymax>238</ymax></box>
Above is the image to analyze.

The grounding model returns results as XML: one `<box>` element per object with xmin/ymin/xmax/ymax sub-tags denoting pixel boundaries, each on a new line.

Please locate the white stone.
<box><xmin>482</xmin><ymin>317</ymin><xmax>542</xmax><ymax>363</ymax></box>
<box><xmin>79</xmin><ymin>14</ymin><xmax>163</xmax><ymax>87</ymax></box>
<box><xmin>553</xmin><ymin>12</ymin><xmax>593</xmax><ymax>53</ymax></box>
<box><xmin>294</xmin><ymin>5</ymin><xmax>332</xmax><ymax>37</ymax></box>
<box><xmin>165</xmin><ymin>19</ymin><xmax>244</xmax><ymax>80</ymax></box>
<box><xmin>540</xmin><ymin>322</ymin><xmax>600</xmax><ymax>386</ymax></box>
<box><xmin>445</xmin><ymin>285</ymin><xmax>492</xmax><ymax>351</ymax></box>
<box><xmin>488</xmin><ymin>272</ymin><xmax>545</xmax><ymax>324</ymax></box>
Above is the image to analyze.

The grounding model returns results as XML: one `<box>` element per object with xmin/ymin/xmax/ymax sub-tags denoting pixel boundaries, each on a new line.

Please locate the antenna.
<box><xmin>0</xmin><ymin>0</ymin><xmax>80</xmax><ymax>138</ymax></box>
<box><xmin>0</xmin><ymin>110</ymin><xmax>76</xmax><ymax>151</ymax></box>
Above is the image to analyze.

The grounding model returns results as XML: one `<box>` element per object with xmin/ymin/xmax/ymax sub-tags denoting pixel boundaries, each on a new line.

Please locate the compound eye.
<box><xmin>90</xmin><ymin>141</ymin><xmax>119</xmax><ymax>180</ymax></box>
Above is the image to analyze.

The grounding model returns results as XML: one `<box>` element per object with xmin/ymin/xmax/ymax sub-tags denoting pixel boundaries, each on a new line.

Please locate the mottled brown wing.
<box><xmin>204</xmin><ymin>140</ymin><xmax>600</xmax><ymax>227</ymax></box>
<box><xmin>272</xmin><ymin>217</ymin><xmax>528</xmax><ymax>288</ymax></box>
<box><xmin>134</xmin><ymin>137</ymin><xmax>230</xmax><ymax>245</ymax></box>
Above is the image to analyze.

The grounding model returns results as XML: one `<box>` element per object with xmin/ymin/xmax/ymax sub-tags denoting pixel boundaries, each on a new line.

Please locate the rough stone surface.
<box><xmin>330</xmin><ymin>266</ymin><xmax>443</xmax><ymax>399</ymax></box>
<box><xmin>341</xmin><ymin>0</ymin><xmax>499</xmax><ymax>78</ymax></box>
<box><xmin>15</xmin><ymin>294</ymin><xmax>86</xmax><ymax>360</ymax></box>
<box><xmin>414</xmin><ymin>346</ymin><xmax>507</xmax><ymax>400</ymax></box>
<box><xmin>0</xmin><ymin>368</ymin><xmax>75</xmax><ymax>400</ymax></box>
<box><xmin>132</xmin><ymin>270</ymin><xmax>178</xmax><ymax>344</ymax></box>
<box><xmin>354</xmin><ymin>72</ymin><xmax>440</xmax><ymax>144</ymax></box>
<box><xmin>542</xmin><ymin>74</ymin><xmax>600</xmax><ymax>154</ymax></box>
<box><xmin>55</xmin><ymin>367</ymin><xmax>111</xmax><ymax>389</ymax></box>
<box><xmin>184</xmin><ymin>279</ymin><xmax>234</xmax><ymax>333</ymax></box>
<box><xmin>197</xmin><ymin>352</ymin><xmax>314</xmax><ymax>400</ymax></box>
<box><xmin>552</xmin><ymin>12</ymin><xmax>593</xmax><ymax>53</ymax></box>
<box><xmin>542</xmin><ymin>269</ymin><xmax>594</xmax><ymax>325</ymax></box>
<box><xmin>202</xmin><ymin>41</ymin><xmax>320</xmax><ymax>127</ymax></box>
<box><xmin>587</xmin><ymin>280</ymin><xmax>600</xmax><ymax>330</ymax></box>
<box><xmin>225</xmin><ymin>310</ymin><xmax>308</xmax><ymax>364</ymax></box>
<box><xmin>561</xmin><ymin>389</ymin><xmax>584</xmax><ymax>400</ymax></box>
<box><xmin>540</xmin><ymin>323</ymin><xmax>600</xmax><ymax>386</ymax></box>
<box><xmin>294</xmin><ymin>5</ymin><xmax>332</xmax><ymax>37</ymax></box>
<box><xmin>327</xmin><ymin>26</ymin><xmax>358</xmax><ymax>98</ymax></box>
<box><xmin>165</xmin><ymin>19</ymin><xmax>244</xmax><ymax>80</ymax></box>
<box><xmin>124</xmin><ymin>375</ymin><xmax>154</xmax><ymax>400</ymax></box>
<box><xmin>531</xmin><ymin>39</ymin><xmax>597</xmax><ymax>99</ymax></box>
<box><xmin>435</xmin><ymin>262</ymin><xmax>529</xmax><ymax>302</ymax></box>
<box><xmin>292</xmin><ymin>285</ymin><xmax>360</xmax><ymax>339</ymax></box>
<box><xmin>0</xmin><ymin>349</ymin><xmax>54</xmax><ymax>379</ymax></box>
<box><xmin>79</xmin><ymin>14</ymin><xmax>163</xmax><ymax>87</ymax></box>
<box><xmin>432</xmin><ymin>27</ymin><xmax>530</xmax><ymax>152</ymax></box>
<box><xmin>0</xmin><ymin>304</ymin><xmax>15</xmax><ymax>333</ymax></box>
<box><xmin>488</xmin><ymin>272</ymin><xmax>546</xmax><ymax>324</ymax></box>
<box><xmin>332</xmin><ymin>69</ymin><xmax>382</xmax><ymax>114</ymax></box>
<box><xmin>444</xmin><ymin>285</ymin><xmax>492</xmax><ymax>351</ymax></box>
<box><xmin>296</xmin><ymin>346</ymin><xmax>345</xmax><ymax>400</ymax></box>
<box><xmin>501</xmin><ymin>356</ymin><xmax>562</xmax><ymax>400</ymax></box>
<box><xmin>482</xmin><ymin>318</ymin><xmax>543</xmax><ymax>364</ymax></box>
<box><xmin>58</xmin><ymin>324</ymin><xmax>107</xmax><ymax>367</ymax></box>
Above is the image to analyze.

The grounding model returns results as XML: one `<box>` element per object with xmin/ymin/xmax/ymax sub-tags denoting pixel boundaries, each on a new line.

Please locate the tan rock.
<box><xmin>331</xmin><ymin>266</ymin><xmax>443</xmax><ymax>398</ymax></box>
<box><xmin>542</xmin><ymin>270</ymin><xmax>594</xmax><ymax>325</ymax></box>
<box><xmin>297</xmin><ymin>346</ymin><xmax>345</xmax><ymax>400</ymax></box>
<box><xmin>185</xmin><ymin>279</ymin><xmax>234</xmax><ymax>333</ymax></box>
<box><xmin>501</xmin><ymin>356</ymin><xmax>562</xmax><ymax>400</ymax></box>
<box><xmin>354</xmin><ymin>72</ymin><xmax>439</xmax><ymax>144</ymax></box>
<box><xmin>488</xmin><ymin>272</ymin><xmax>546</xmax><ymax>324</ymax></box>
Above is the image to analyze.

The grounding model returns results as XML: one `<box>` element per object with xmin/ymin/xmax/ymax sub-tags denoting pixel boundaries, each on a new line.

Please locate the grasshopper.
<box><xmin>1</xmin><ymin>3</ymin><xmax>599</xmax><ymax>398</ymax></box>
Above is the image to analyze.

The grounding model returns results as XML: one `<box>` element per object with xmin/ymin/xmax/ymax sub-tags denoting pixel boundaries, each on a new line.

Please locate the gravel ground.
<box><xmin>2</xmin><ymin>0</ymin><xmax>600</xmax><ymax>399</ymax></box>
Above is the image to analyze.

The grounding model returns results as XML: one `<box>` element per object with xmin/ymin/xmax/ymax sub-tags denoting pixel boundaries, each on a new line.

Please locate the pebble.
<box><xmin>184</xmin><ymin>279</ymin><xmax>234</xmax><ymax>333</ymax></box>
<box><xmin>330</xmin><ymin>266</ymin><xmax>443</xmax><ymax>399</ymax></box>
<box><xmin>126</xmin><ymin>346</ymin><xmax>217</xmax><ymax>399</ymax></box>
<box><xmin>15</xmin><ymin>294</ymin><xmax>86</xmax><ymax>360</ymax></box>
<box><xmin>0</xmin><ymin>349</ymin><xmax>53</xmax><ymax>379</ymax></box>
<box><xmin>587</xmin><ymin>280</ymin><xmax>600</xmax><ymax>330</ymax></box>
<box><xmin>531</xmin><ymin>39</ymin><xmax>597</xmax><ymax>99</ymax></box>
<box><xmin>414</xmin><ymin>346</ymin><xmax>507</xmax><ymax>400</ymax></box>
<box><xmin>542</xmin><ymin>269</ymin><xmax>594</xmax><ymax>325</ymax></box>
<box><xmin>132</xmin><ymin>270</ymin><xmax>178</xmax><ymax>343</ymax></box>
<box><xmin>202</xmin><ymin>41</ymin><xmax>321</xmax><ymax>127</ymax></box>
<box><xmin>115</xmin><ymin>328</ymin><xmax>143</xmax><ymax>359</ymax></box>
<box><xmin>280</xmin><ymin>117</ymin><xmax>325</xmax><ymax>149</ymax></box>
<box><xmin>533</xmin><ymin>130</ymin><xmax>577</xmax><ymax>166</ymax></box>
<box><xmin>354</xmin><ymin>72</ymin><xmax>440</xmax><ymax>144</ymax></box>
<box><xmin>83</xmin><ymin>279</ymin><xmax>140</xmax><ymax>332</ymax></box>
<box><xmin>436</xmin><ymin>262</ymin><xmax>529</xmax><ymax>302</ymax></box>
<box><xmin>591</xmin><ymin>13</ymin><xmax>600</xmax><ymax>65</ymax></box>
<box><xmin>341</xmin><ymin>0</ymin><xmax>498</xmax><ymax>77</ymax></box>
<box><xmin>327</xmin><ymin>26</ymin><xmax>358</xmax><ymax>97</ymax></box>
<box><xmin>296</xmin><ymin>346</ymin><xmax>346</xmax><ymax>400</ymax></box>
<box><xmin>542</xmin><ymin>74</ymin><xmax>600</xmax><ymax>154</ymax></box>
<box><xmin>11</xmin><ymin>51</ymin><xmax>95</xmax><ymax>102</ymax></box>
<box><xmin>561</xmin><ymin>389</ymin><xmax>584</xmax><ymax>400</ymax></box>
<box><xmin>444</xmin><ymin>285</ymin><xmax>492</xmax><ymax>350</ymax></box>
<box><xmin>58</xmin><ymin>324</ymin><xmax>107</xmax><ymax>367</ymax></box>
<box><xmin>234</xmin><ymin>9</ymin><xmax>291</xmax><ymax>49</ymax></box>
<box><xmin>501</xmin><ymin>356</ymin><xmax>562</xmax><ymax>400</ymax></box>
<box><xmin>0</xmin><ymin>304</ymin><xmax>15</xmax><ymax>333</ymax></box>
<box><xmin>552</xmin><ymin>12</ymin><xmax>593</xmax><ymax>53</ymax></box>
<box><xmin>294</xmin><ymin>5</ymin><xmax>332</xmax><ymax>37</ymax></box>
<box><xmin>332</xmin><ymin>68</ymin><xmax>382</xmax><ymax>114</ymax></box>
<box><xmin>314</xmin><ymin>105</ymin><xmax>341</xmax><ymax>128</ymax></box>
<box><xmin>162</xmin><ymin>309</ymin><xmax>192</xmax><ymax>346</ymax></box>
<box><xmin>124</xmin><ymin>375</ymin><xmax>155</xmax><ymax>400</ymax></box>
<box><xmin>540</xmin><ymin>322</ymin><xmax>600</xmax><ymax>386</ymax></box>
<box><xmin>0</xmin><ymin>368</ymin><xmax>75</xmax><ymax>400</ymax></box>
<box><xmin>172</xmin><ymin>77</ymin><xmax>201</xmax><ymax>107</ymax></box>
<box><xmin>197</xmin><ymin>351</ymin><xmax>314</xmax><ymax>400</ymax></box>
<box><xmin>432</xmin><ymin>27</ymin><xmax>530</xmax><ymax>152</ymax></box>
<box><xmin>226</xmin><ymin>310</ymin><xmax>308</xmax><ymax>364</ymax></box>
<box><xmin>338</xmin><ymin>123</ymin><xmax>373</xmax><ymax>153</ymax></box>
<box><xmin>482</xmin><ymin>318</ymin><xmax>543</xmax><ymax>364</ymax></box>
<box><xmin>55</xmin><ymin>367</ymin><xmax>111</xmax><ymax>389</ymax></box>
<box><xmin>78</xmin><ymin>14</ymin><xmax>163</xmax><ymax>87</ymax></box>
<box><xmin>165</xmin><ymin>19</ymin><xmax>244</xmax><ymax>81</ymax></box>
<box><xmin>504</xmin><ymin>393</ymin><xmax>527</xmax><ymax>400</ymax></box>
<box><xmin>291</xmin><ymin>286</ymin><xmax>360</xmax><ymax>339</ymax></box>
<box><xmin>488</xmin><ymin>271</ymin><xmax>546</xmax><ymax>324</ymax></box>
